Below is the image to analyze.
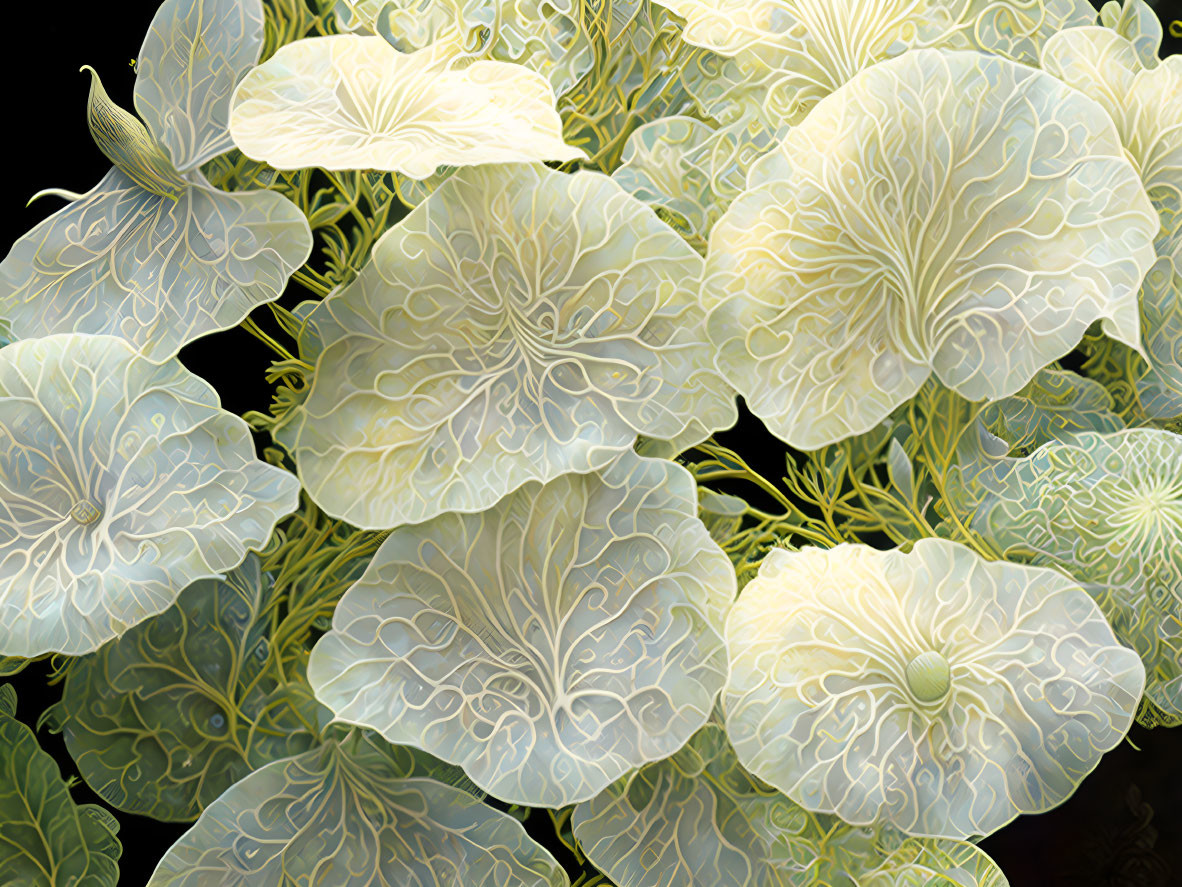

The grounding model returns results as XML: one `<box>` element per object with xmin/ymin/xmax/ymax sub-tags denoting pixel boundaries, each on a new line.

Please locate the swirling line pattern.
<box><xmin>1041</xmin><ymin>24</ymin><xmax>1182</xmax><ymax>419</ymax></box>
<box><xmin>279</xmin><ymin>162</ymin><xmax>735</xmax><ymax>529</ymax></box>
<box><xmin>980</xmin><ymin>368</ymin><xmax>1123</xmax><ymax>452</ymax></box>
<box><xmin>60</xmin><ymin>555</ymin><xmax>321</xmax><ymax>822</ymax></box>
<box><xmin>669</xmin><ymin>0</ymin><xmax>1094</xmax><ymax>129</ymax></box>
<box><xmin>704</xmin><ymin>48</ymin><xmax>1157</xmax><ymax>450</ymax></box>
<box><xmin>0</xmin><ymin>0</ymin><xmax>311</xmax><ymax>361</ymax></box>
<box><xmin>612</xmin><ymin>115</ymin><xmax>778</xmax><ymax>250</ymax></box>
<box><xmin>134</xmin><ymin>0</ymin><xmax>266</xmax><ymax>171</ymax></box>
<box><xmin>724</xmin><ymin>539</ymin><xmax>1144</xmax><ymax>840</ymax></box>
<box><xmin>335</xmin><ymin>0</ymin><xmax>595</xmax><ymax>100</ymax></box>
<box><xmin>968</xmin><ymin>429</ymin><xmax>1182</xmax><ymax>716</ymax></box>
<box><xmin>308</xmin><ymin>451</ymin><xmax>735</xmax><ymax>806</ymax></box>
<box><xmin>572</xmin><ymin>723</ymin><xmax>1008</xmax><ymax>886</ymax></box>
<box><xmin>228</xmin><ymin>34</ymin><xmax>583</xmax><ymax>176</ymax></box>
<box><xmin>145</xmin><ymin>733</ymin><xmax>569</xmax><ymax>886</ymax></box>
<box><xmin>0</xmin><ymin>169</ymin><xmax>311</xmax><ymax>362</ymax></box>
<box><xmin>0</xmin><ymin>334</ymin><xmax>299</xmax><ymax>657</ymax></box>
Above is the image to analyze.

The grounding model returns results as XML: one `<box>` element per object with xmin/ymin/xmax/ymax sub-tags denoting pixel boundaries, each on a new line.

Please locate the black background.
<box><xmin>3</xmin><ymin>1</ymin><xmax>1182</xmax><ymax>884</ymax></box>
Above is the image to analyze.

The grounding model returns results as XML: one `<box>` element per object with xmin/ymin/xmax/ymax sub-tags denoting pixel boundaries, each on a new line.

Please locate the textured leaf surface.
<box><xmin>135</xmin><ymin>0</ymin><xmax>265</xmax><ymax>171</ymax></box>
<box><xmin>704</xmin><ymin>48</ymin><xmax>1156</xmax><ymax>449</ymax></box>
<box><xmin>572</xmin><ymin>723</ymin><xmax>1008</xmax><ymax>887</ymax></box>
<box><xmin>676</xmin><ymin>0</ymin><xmax>1095</xmax><ymax>127</ymax></box>
<box><xmin>612</xmin><ymin>115</ymin><xmax>776</xmax><ymax>248</ymax></box>
<box><xmin>60</xmin><ymin>555</ymin><xmax>321</xmax><ymax>821</ymax></box>
<box><xmin>146</xmin><ymin>733</ymin><xmax>568</xmax><ymax>886</ymax></box>
<box><xmin>308</xmin><ymin>451</ymin><xmax>734</xmax><ymax>806</ymax></box>
<box><xmin>279</xmin><ymin>163</ymin><xmax>734</xmax><ymax>528</ymax></box>
<box><xmin>556</xmin><ymin>0</ymin><xmax>717</xmax><ymax>171</ymax></box>
<box><xmin>0</xmin><ymin>334</ymin><xmax>299</xmax><ymax>656</ymax></box>
<box><xmin>0</xmin><ymin>169</ymin><xmax>312</xmax><ymax>361</ymax></box>
<box><xmin>980</xmin><ymin>368</ymin><xmax>1123</xmax><ymax>451</ymax></box>
<box><xmin>0</xmin><ymin>687</ymin><xmax>121</xmax><ymax>887</ymax></box>
<box><xmin>1042</xmin><ymin>27</ymin><xmax>1182</xmax><ymax>417</ymax></box>
<box><xmin>228</xmin><ymin>34</ymin><xmax>582</xmax><ymax>176</ymax></box>
<box><xmin>336</xmin><ymin>0</ymin><xmax>594</xmax><ymax>98</ymax></box>
<box><xmin>723</xmin><ymin>539</ymin><xmax>1144</xmax><ymax>840</ymax></box>
<box><xmin>968</xmin><ymin>429</ymin><xmax>1182</xmax><ymax>715</ymax></box>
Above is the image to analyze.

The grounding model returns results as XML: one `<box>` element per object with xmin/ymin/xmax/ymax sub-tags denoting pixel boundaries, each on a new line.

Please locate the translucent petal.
<box><xmin>571</xmin><ymin>723</ymin><xmax>1007</xmax><ymax>887</ymax></box>
<box><xmin>0</xmin><ymin>169</ymin><xmax>313</xmax><ymax>362</ymax></box>
<box><xmin>968</xmin><ymin>429</ymin><xmax>1182</xmax><ymax>715</ymax></box>
<box><xmin>0</xmin><ymin>687</ymin><xmax>121</xmax><ymax>887</ymax></box>
<box><xmin>60</xmin><ymin>555</ymin><xmax>321</xmax><ymax>822</ymax></box>
<box><xmin>307</xmin><ymin>451</ymin><xmax>734</xmax><ymax>806</ymax></box>
<box><xmin>0</xmin><ymin>334</ymin><xmax>299</xmax><ymax>657</ymax></box>
<box><xmin>724</xmin><ymin>539</ymin><xmax>1144</xmax><ymax>840</ymax></box>
<box><xmin>704</xmin><ymin>49</ymin><xmax>1157</xmax><ymax>449</ymax></box>
<box><xmin>980</xmin><ymin>368</ymin><xmax>1122</xmax><ymax>452</ymax></box>
<box><xmin>337</xmin><ymin>0</ymin><xmax>594</xmax><ymax>99</ymax></box>
<box><xmin>1099</xmin><ymin>0</ymin><xmax>1162</xmax><ymax>67</ymax></box>
<box><xmin>135</xmin><ymin>0</ymin><xmax>266</xmax><ymax>171</ymax></box>
<box><xmin>145</xmin><ymin>733</ymin><xmax>568</xmax><ymax>886</ymax></box>
<box><xmin>228</xmin><ymin>34</ymin><xmax>583</xmax><ymax>176</ymax></box>
<box><xmin>1042</xmin><ymin>28</ymin><xmax>1182</xmax><ymax>416</ymax></box>
<box><xmin>278</xmin><ymin>163</ymin><xmax>735</xmax><ymax>529</ymax></box>
<box><xmin>679</xmin><ymin>0</ymin><xmax>1095</xmax><ymax>128</ymax></box>
<box><xmin>612</xmin><ymin>115</ymin><xmax>778</xmax><ymax>250</ymax></box>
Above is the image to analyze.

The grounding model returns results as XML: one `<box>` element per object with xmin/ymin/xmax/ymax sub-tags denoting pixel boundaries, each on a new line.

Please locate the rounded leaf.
<box><xmin>0</xmin><ymin>334</ymin><xmax>299</xmax><ymax>656</ymax></box>
<box><xmin>724</xmin><ymin>539</ymin><xmax>1144</xmax><ymax>839</ymax></box>
<box><xmin>278</xmin><ymin>163</ymin><xmax>735</xmax><ymax>529</ymax></box>
<box><xmin>678</xmin><ymin>0</ymin><xmax>1095</xmax><ymax>128</ymax></box>
<box><xmin>308</xmin><ymin>451</ymin><xmax>735</xmax><ymax>806</ymax></box>
<box><xmin>572</xmin><ymin>723</ymin><xmax>1008</xmax><ymax>887</ymax></box>
<box><xmin>228</xmin><ymin>34</ymin><xmax>583</xmax><ymax>176</ymax></box>
<box><xmin>968</xmin><ymin>429</ymin><xmax>1182</xmax><ymax>716</ymax></box>
<box><xmin>1042</xmin><ymin>27</ymin><xmax>1182</xmax><ymax>417</ymax></box>
<box><xmin>704</xmin><ymin>48</ymin><xmax>1157</xmax><ymax>449</ymax></box>
<box><xmin>146</xmin><ymin>734</ymin><xmax>568</xmax><ymax>886</ymax></box>
<box><xmin>60</xmin><ymin>555</ymin><xmax>321</xmax><ymax>821</ymax></box>
<box><xmin>0</xmin><ymin>170</ymin><xmax>313</xmax><ymax>362</ymax></box>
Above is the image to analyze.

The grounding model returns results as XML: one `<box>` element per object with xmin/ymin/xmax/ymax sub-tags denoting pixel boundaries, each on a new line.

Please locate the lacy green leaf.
<box><xmin>60</xmin><ymin>555</ymin><xmax>321</xmax><ymax>821</ymax></box>
<box><xmin>0</xmin><ymin>687</ymin><xmax>121</xmax><ymax>886</ymax></box>
<box><xmin>146</xmin><ymin>732</ymin><xmax>569</xmax><ymax>886</ymax></box>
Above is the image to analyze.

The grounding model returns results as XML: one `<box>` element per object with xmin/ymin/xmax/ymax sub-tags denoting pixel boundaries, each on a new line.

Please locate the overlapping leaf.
<box><xmin>704</xmin><ymin>48</ymin><xmax>1156</xmax><ymax>449</ymax></box>
<box><xmin>572</xmin><ymin>723</ymin><xmax>1008</xmax><ymax>886</ymax></box>
<box><xmin>673</xmin><ymin>0</ymin><xmax>1095</xmax><ymax>130</ymax></box>
<box><xmin>336</xmin><ymin>0</ymin><xmax>595</xmax><ymax>99</ymax></box>
<box><xmin>279</xmin><ymin>163</ymin><xmax>735</xmax><ymax>529</ymax></box>
<box><xmin>146</xmin><ymin>731</ymin><xmax>568</xmax><ymax>886</ymax></box>
<box><xmin>0</xmin><ymin>334</ymin><xmax>299</xmax><ymax>656</ymax></box>
<box><xmin>612</xmin><ymin>115</ymin><xmax>777</xmax><ymax>249</ymax></box>
<box><xmin>228</xmin><ymin>34</ymin><xmax>582</xmax><ymax>175</ymax></box>
<box><xmin>0</xmin><ymin>0</ymin><xmax>311</xmax><ymax>360</ymax></box>
<box><xmin>980</xmin><ymin>368</ymin><xmax>1123</xmax><ymax>452</ymax></box>
<box><xmin>308</xmin><ymin>451</ymin><xmax>735</xmax><ymax>806</ymax></box>
<box><xmin>1042</xmin><ymin>21</ymin><xmax>1182</xmax><ymax>417</ymax></box>
<box><xmin>967</xmin><ymin>429</ymin><xmax>1182</xmax><ymax>715</ymax></box>
<box><xmin>0</xmin><ymin>686</ymin><xmax>121</xmax><ymax>887</ymax></box>
<box><xmin>724</xmin><ymin>539</ymin><xmax>1144</xmax><ymax>839</ymax></box>
<box><xmin>59</xmin><ymin>555</ymin><xmax>322</xmax><ymax>821</ymax></box>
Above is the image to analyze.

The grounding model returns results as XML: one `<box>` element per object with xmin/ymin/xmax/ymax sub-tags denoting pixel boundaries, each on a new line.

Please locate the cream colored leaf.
<box><xmin>228</xmin><ymin>34</ymin><xmax>583</xmax><ymax>176</ymax></box>
<box><xmin>307</xmin><ymin>451</ymin><xmax>735</xmax><ymax>806</ymax></box>
<box><xmin>704</xmin><ymin>48</ymin><xmax>1156</xmax><ymax>449</ymax></box>
<box><xmin>724</xmin><ymin>539</ymin><xmax>1144</xmax><ymax>840</ymax></box>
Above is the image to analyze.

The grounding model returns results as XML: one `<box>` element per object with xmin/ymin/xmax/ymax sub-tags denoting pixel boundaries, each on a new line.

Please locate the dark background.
<box><xmin>3</xmin><ymin>1</ymin><xmax>1181</xmax><ymax>884</ymax></box>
